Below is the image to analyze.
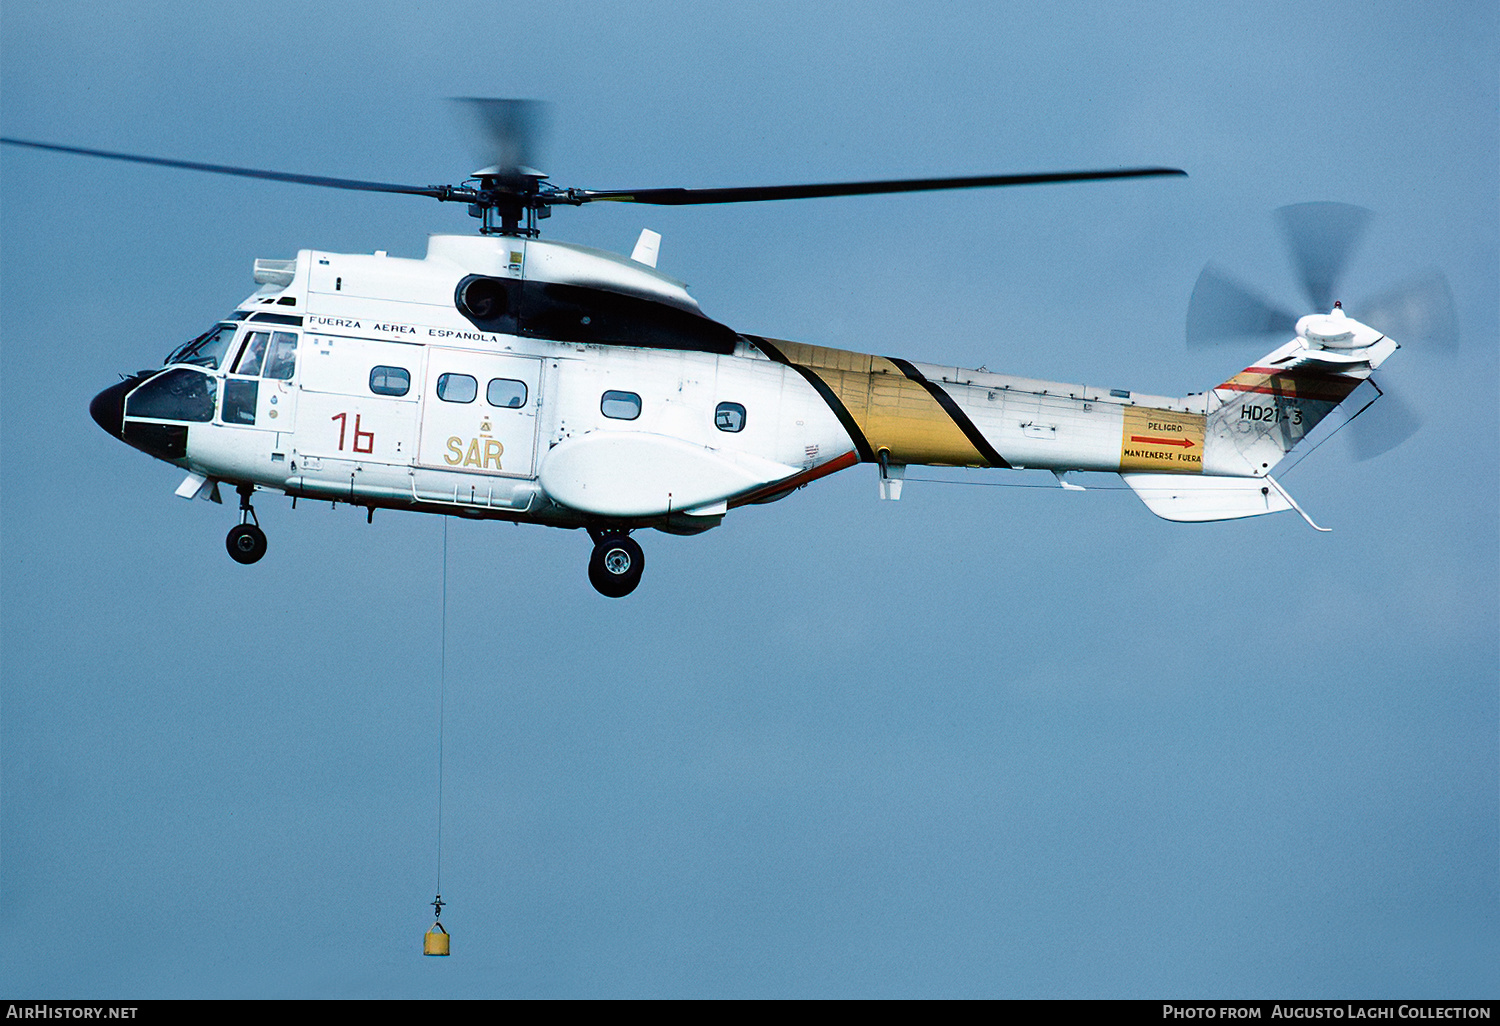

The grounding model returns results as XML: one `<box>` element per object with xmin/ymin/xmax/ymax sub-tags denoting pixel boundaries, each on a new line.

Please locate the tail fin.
<box><xmin>1124</xmin><ymin>311</ymin><xmax>1398</xmax><ymax>527</ymax></box>
<box><xmin>1201</xmin><ymin>330</ymin><xmax>1395</xmax><ymax>477</ymax></box>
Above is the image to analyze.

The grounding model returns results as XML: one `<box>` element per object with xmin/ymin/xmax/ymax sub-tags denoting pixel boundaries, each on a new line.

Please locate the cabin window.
<box><xmin>601</xmin><ymin>390</ymin><xmax>641</xmax><ymax>420</ymax></box>
<box><xmin>486</xmin><ymin>378</ymin><xmax>527</xmax><ymax>409</ymax></box>
<box><xmin>715</xmin><ymin>402</ymin><xmax>746</xmax><ymax>432</ymax></box>
<box><xmin>263</xmin><ymin>332</ymin><xmax>298</xmax><ymax>380</ymax></box>
<box><xmin>437</xmin><ymin>373</ymin><xmax>477</xmax><ymax>403</ymax></box>
<box><xmin>370</xmin><ymin>365</ymin><xmax>411</xmax><ymax>397</ymax></box>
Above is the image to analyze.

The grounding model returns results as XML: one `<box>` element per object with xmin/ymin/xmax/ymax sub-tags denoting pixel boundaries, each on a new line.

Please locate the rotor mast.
<box><xmin>468</xmin><ymin>167</ymin><xmax>556</xmax><ymax>237</ymax></box>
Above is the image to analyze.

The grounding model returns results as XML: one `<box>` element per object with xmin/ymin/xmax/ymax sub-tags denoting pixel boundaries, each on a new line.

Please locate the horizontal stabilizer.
<box><xmin>1121</xmin><ymin>473</ymin><xmax>1292</xmax><ymax>523</ymax></box>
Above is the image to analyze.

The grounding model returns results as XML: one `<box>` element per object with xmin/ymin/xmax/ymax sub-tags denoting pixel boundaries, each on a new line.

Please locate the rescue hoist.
<box><xmin>424</xmin><ymin>895</ymin><xmax>449</xmax><ymax>957</ymax></box>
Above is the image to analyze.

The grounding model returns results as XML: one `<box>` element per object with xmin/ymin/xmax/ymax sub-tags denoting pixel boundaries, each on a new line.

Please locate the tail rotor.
<box><xmin>1186</xmin><ymin>202</ymin><xmax>1457</xmax><ymax>459</ymax></box>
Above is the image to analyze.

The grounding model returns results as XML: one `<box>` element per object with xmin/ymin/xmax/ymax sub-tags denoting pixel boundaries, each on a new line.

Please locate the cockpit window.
<box><xmin>234</xmin><ymin>331</ymin><xmax>270</xmax><ymax>375</ymax></box>
<box><xmin>263</xmin><ymin>332</ymin><xmax>297</xmax><ymax>380</ymax></box>
<box><xmin>125</xmin><ymin>368</ymin><xmax>216</xmax><ymax>422</ymax></box>
<box><xmin>166</xmin><ymin>323</ymin><xmax>239</xmax><ymax>369</ymax></box>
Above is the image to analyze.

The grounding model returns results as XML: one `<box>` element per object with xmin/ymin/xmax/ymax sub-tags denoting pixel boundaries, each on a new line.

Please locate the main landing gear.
<box><xmin>226</xmin><ymin>482</ymin><xmax>267</xmax><ymax>564</ymax></box>
<box><xmin>587</xmin><ymin>529</ymin><xmax>644</xmax><ymax>598</ymax></box>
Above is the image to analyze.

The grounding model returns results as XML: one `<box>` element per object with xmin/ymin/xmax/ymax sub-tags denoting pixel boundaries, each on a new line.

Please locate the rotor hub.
<box><xmin>1296</xmin><ymin>307</ymin><xmax>1383</xmax><ymax>350</ymax></box>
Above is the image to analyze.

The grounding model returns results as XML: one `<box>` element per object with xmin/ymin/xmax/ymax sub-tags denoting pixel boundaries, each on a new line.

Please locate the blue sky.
<box><xmin>2</xmin><ymin>0</ymin><xmax>1496</xmax><ymax>998</ymax></box>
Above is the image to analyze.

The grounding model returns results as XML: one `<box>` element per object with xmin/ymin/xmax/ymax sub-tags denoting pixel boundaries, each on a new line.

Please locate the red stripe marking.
<box><xmin>1130</xmin><ymin>435</ymin><xmax>1196</xmax><ymax>448</ymax></box>
<box><xmin>1217</xmin><ymin>381</ymin><xmax>1357</xmax><ymax>402</ymax></box>
<box><xmin>729</xmin><ymin>450</ymin><xmax>859</xmax><ymax>508</ymax></box>
<box><xmin>1218</xmin><ymin>367</ymin><xmax>1359</xmax><ymax>403</ymax></box>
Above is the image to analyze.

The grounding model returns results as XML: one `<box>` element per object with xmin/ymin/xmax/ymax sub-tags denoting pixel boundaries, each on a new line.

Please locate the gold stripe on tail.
<box><xmin>757</xmin><ymin>339</ymin><xmax>1002</xmax><ymax>467</ymax></box>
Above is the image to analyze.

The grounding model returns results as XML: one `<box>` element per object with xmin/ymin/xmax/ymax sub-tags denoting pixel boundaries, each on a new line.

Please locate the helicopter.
<box><xmin>1</xmin><ymin>101</ymin><xmax>1453</xmax><ymax>597</ymax></box>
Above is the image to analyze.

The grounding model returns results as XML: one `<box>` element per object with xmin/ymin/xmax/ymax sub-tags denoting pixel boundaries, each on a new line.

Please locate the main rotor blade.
<box><xmin>1276</xmin><ymin>202</ymin><xmax>1372</xmax><ymax>313</ymax></box>
<box><xmin>450</xmin><ymin>98</ymin><xmax>549</xmax><ymax>181</ymax></box>
<box><xmin>573</xmin><ymin>167</ymin><xmax>1187</xmax><ymax>206</ymax></box>
<box><xmin>0</xmin><ymin>137</ymin><xmax>455</xmax><ymax>199</ymax></box>
<box><xmin>1355</xmin><ymin>271</ymin><xmax>1459</xmax><ymax>353</ymax></box>
<box><xmin>1185</xmin><ymin>264</ymin><xmax>1299</xmax><ymax>346</ymax></box>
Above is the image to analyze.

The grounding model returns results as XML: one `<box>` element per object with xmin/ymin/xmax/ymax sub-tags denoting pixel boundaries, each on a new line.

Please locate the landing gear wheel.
<box><xmin>588</xmin><ymin>534</ymin><xmax>644</xmax><ymax>598</ymax></box>
<box><xmin>226</xmin><ymin>523</ymin><xmax>268</xmax><ymax>564</ymax></box>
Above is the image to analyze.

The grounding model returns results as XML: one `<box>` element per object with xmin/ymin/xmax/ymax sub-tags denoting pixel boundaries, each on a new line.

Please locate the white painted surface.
<box><xmin>1120</xmin><ymin>473</ymin><xmax>1294</xmax><ymax>522</ymax></box>
<box><xmin>539</xmin><ymin>431</ymin><xmax>798</xmax><ymax>517</ymax></box>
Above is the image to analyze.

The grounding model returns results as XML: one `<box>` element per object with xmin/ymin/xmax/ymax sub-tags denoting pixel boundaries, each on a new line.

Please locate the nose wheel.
<box><xmin>588</xmin><ymin>531</ymin><xmax>644</xmax><ymax>598</ymax></box>
<box><xmin>226</xmin><ymin>482</ymin><xmax>268</xmax><ymax>564</ymax></box>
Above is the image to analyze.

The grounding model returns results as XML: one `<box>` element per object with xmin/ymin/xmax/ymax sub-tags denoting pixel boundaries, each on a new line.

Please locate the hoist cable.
<box><xmin>435</xmin><ymin>517</ymin><xmax>448</xmax><ymax>899</ymax></box>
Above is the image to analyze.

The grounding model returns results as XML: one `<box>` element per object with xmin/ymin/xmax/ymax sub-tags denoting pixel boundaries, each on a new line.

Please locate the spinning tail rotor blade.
<box><xmin>1343</xmin><ymin>274</ymin><xmax>1455</xmax><ymax>460</ymax></box>
<box><xmin>450</xmin><ymin>98</ymin><xmax>550</xmax><ymax>181</ymax></box>
<box><xmin>1185</xmin><ymin>264</ymin><xmax>1299</xmax><ymax>346</ymax></box>
<box><xmin>1276</xmin><ymin>202</ymin><xmax>1372</xmax><ymax>312</ymax></box>
<box><xmin>1356</xmin><ymin>271</ymin><xmax>1459</xmax><ymax>352</ymax></box>
<box><xmin>1187</xmin><ymin>203</ymin><xmax>1454</xmax><ymax>462</ymax></box>
<box><xmin>1348</xmin><ymin>379</ymin><xmax>1422</xmax><ymax>461</ymax></box>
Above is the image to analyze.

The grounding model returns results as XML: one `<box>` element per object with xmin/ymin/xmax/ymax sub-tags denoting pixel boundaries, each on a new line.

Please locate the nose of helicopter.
<box><xmin>91</xmin><ymin>372</ymin><xmax>190</xmax><ymax>461</ymax></box>
<box><xmin>90</xmin><ymin>377</ymin><xmax>134</xmax><ymax>440</ymax></box>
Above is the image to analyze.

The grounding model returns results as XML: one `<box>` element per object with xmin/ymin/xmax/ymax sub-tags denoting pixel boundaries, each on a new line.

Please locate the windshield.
<box><xmin>165</xmin><ymin>323</ymin><xmax>239</xmax><ymax>369</ymax></box>
<box><xmin>125</xmin><ymin>368</ymin><xmax>216</xmax><ymax>422</ymax></box>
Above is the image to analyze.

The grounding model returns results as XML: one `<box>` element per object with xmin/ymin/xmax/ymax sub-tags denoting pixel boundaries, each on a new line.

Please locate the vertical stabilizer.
<box><xmin>1201</xmin><ymin>322</ymin><xmax>1396</xmax><ymax>477</ymax></box>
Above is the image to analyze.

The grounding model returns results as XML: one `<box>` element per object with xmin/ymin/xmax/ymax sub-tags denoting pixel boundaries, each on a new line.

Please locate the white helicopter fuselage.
<box><xmin>94</xmin><ymin>231</ymin><xmax>1395</xmax><ymax>591</ymax></box>
<box><xmin>180</xmin><ymin>234</ymin><xmax>869</xmax><ymax>534</ymax></box>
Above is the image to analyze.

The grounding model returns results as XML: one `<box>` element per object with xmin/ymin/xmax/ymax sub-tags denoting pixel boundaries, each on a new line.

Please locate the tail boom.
<box><xmin>750</xmin><ymin>327</ymin><xmax>1393</xmax><ymax>528</ymax></box>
